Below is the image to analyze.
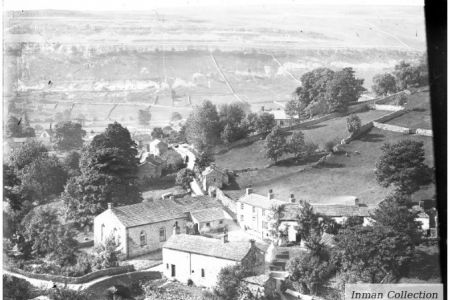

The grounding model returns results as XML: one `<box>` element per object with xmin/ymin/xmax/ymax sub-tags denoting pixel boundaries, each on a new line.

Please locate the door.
<box><xmin>171</xmin><ymin>264</ymin><xmax>176</xmax><ymax>277</ymax></box>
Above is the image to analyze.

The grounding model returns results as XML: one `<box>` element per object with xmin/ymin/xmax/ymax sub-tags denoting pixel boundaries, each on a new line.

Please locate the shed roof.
<box><xmin>106</xmin><ymin>196</ymin><xmax>220</xmax><ymax>228</ymax></box>
<box><xmin>163</xmin><ymin>234</ymin><xmax>255</xmax><ymax>261</ymax></box>
<box><xmin>202</xmin><ymin>164</ymin><xmax>226</xmax><ymax>176</ymax></box>
<box><xmin>190</xmin><ymin>207</ymin><xmax>225</xmax><ymax>223</ymax></box>
<box><xmin>280</xmin><ymin>203</ymin><xmax>372</xmax><ymax>220</ymax></box>
<box><xmin>242</xmin><ymin>274</ymin><xmax>271</xmax><ymax>286</ymax></box>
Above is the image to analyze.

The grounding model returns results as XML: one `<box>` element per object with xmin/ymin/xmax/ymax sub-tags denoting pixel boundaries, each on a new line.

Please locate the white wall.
<box><xmin>94</xmin><ymin>209</ymin><xmax>127</xmax><ymax>255</ymax></box>
<box><xmin>162</xmin><ymin>248</ymin><xmax>239</xmax><ymax>288</ymax></box>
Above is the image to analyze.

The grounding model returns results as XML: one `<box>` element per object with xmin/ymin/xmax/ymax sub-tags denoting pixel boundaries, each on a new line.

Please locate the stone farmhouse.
<box><xmin>236</xmin><ymin>188</ymin><xmax>372</xmax><ymax>241</ymax></box>
<box><xmin>202</xmin><ymin>163</ymin><xmax>229</xmax><ymax>191</ymax></box>
<box><xmin>162</xmin><ymin>233</ymin><xmax>265</xmax><ymax>287</ymax></box>
<box><xmin>93</xmin><ymin>196</ymin><xmax>224</xmax><ymax>258</ymax></box>
<box><xmin>190</xmin><ymin>207</ymin><xmax>227</xmax><ymax>234</ymax></box>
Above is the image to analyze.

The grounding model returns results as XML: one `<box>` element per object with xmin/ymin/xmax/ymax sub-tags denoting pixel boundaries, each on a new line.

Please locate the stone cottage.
<box><xmin>162</xmin><ymin>233</ymin><xmax>265</xmax><ymax>287</ymax></box>
<box><xmin>149</xmin><ymin>139</ymin><xmax>168</xmax><ymax>157</ymax></box>
<box><xmin>137</xmin><ymin>153</ymin><xmax>164</xmax><ymax>183</ymax></box>
<box><xmin>189</xmin><ymin>207</ymin><xmax>227</xmax><ymax>234</ymax></box>
<box><xmin>202</xmin><ymin>164</ymin><xmax>229</xmax><ymax>191</ymax></box>
<box><xmin>93</xmin><ymin>196</ymin><xmax>223</xmax><ymax>258</ymax></box>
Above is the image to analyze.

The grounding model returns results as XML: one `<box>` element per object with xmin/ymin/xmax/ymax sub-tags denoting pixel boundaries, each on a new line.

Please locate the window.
<box><xmin>201</xmin><ymin>269</ymin><xmax>205</xmax><ymax>278</ymax></box>
<box><xmin>100</xmin><ymin>224</ymin><xmax>105</xmax><ymax>241</ymax></box>
<box><xmin>252</xmin><ymin>207</ymin><xmax>256</xmax><ymax>213</ymax></box>
<box><xmin>240</xmin><ymin>204</ymin><xmax>244</xmax><ymax>210</ymax></box>
<box><xmin>240</xmin><ymin>215</ymin><xmax>244</xmax><ymax>222</ymax></box>
<box><xmin>159</xmin><ymin>227</ymin><xmax>166</xmax><ymax>242</ymax></box>
<box><xmin>140</xmin><ymin>231</ymin><xmax>147</xmax><ymax>247</ymax></box>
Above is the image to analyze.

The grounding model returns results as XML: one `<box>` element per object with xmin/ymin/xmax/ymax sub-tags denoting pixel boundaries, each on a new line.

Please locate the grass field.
<box><xmin>215</xmin><ymin>109</ymin><xmax>389</xmax><ymax>170</ymax></box>
<box><xmin>226</xmin><ymin>127</ymin><xmax>434</xmax><ymax>205</ymax></box>
<box><xmin>387</xmin><ymin>91</ymin><xmax>432</xmax><ymax>129</ymax></box>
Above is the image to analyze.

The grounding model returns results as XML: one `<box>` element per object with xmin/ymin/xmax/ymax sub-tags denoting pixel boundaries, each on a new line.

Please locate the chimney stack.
<box><xmin>246</xmin><ymin>188</ymin><xmax>253</xmax><ymax>195</ymax></box>
<box><xmin>354</xmin><ymin>197</ymin><xmax>360</xmax><ymax>206</ymax></box>
<box><xmin>249</xmin><ymin>239</ymin><xmax>255</xmax><ymax>248</ymax></box>
<box><xmin>222</xmin><ymin>231</ymin><xmax>229</xmax><ymax>243</ymax></box>
<box><xmin>173</xmin><ymin>223</ymin><xmax>180</xmax><ymax>235</ymax></box>
<box><xmin>290</xmin><ymin>194</ymin><xmax>296</xmax><ymax>203</ymax></box>
<box><xmin>268</xmin><ymin>189</ymin><xmax>274</xmax><ymax>200</ymax></box>
<box><xmin>261</xmin><ymin>106</ymin><xmax>265</xmax><ymax>112</ymax></box>
<box><xmin>107</xmin><ymin>203</ymin><xmax>113</xmax><ymax>210</ymax></box>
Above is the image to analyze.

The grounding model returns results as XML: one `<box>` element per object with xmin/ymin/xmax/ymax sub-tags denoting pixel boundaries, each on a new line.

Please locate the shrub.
<box><xmin>346</xmin><ymin>114</ymin><xmax>361</xmax><ymax>133</ymax></box>
<box><xmin>62</xmin><ymin>252</ymin><xmax>93</xmax><ymax>277</ymax></box>
<box><xmin>323</xmin><ymin>140</ymin><xmax>337</xmax><ymax>153</ymax></box>
<box><xmin>3</xmin><ymin>275</ymin><xmax>33</xmax><ymax>300</ymax></box>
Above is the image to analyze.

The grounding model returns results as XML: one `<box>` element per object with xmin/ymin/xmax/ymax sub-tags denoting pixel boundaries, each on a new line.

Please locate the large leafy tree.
<box><xmin>9</xmin><ymin>140</ymin><xmax>48</xmax><ymax>170</ymax></box>
<box><xmin>21</xmin><ymin>207</ymin><xmax>77</xmax><ymax>264</ymax></box>
<box><xmin>285</xmin><ymin>98</ymin><xmax>307</xmax><ymax>120</ymax></box>
<box><xmin>375</xmin><ymin>140</ymin><xmax>432</xmax><ymax>195</ymax></box>
<box><xmin>264</xmin><ymin>126</ymin><xmax>287</xmax><ymax>163</ymax></box>
<box><xmin>185</xmin><ymin>100</ymin><xmax>221</xmax><ymax>150</ymax></box>
<box><xmin>333</xmin><ymin>225</ymin><xmax>416</xmax><ymax>283</ymax></box>
<box><xmin>3</xmin><ymin>164</ymin><xmax>24</xmax><ymax>211</ymax></box>
<box><xmin>325</xmin><ymin>67</ymin><xmax>365</xmax><ymax>112</ymax></box>
<box><xmin>287</xmin><ymin>131</ymin><xmax>306</xmax><ymax>159</ymax></box>
<box><xmin>300</xmin><ymin>68</ymin><xmax>335</xmax><ymax>105</ymax></box>
<box><xmin>63</xmin><ymin>122</ymin><xmax>141</xmax><ymax>226</ymax></box>
<box><xmin>3</xmin><ymin>275</ymin><xmax>34</xmax><ymax>300</ymax></box>
<box><xmin>215</xmin><ymin>265</ymin><xmax>252</xmax><ymax>300</ymax></box>
<box><xmin>20</xmin><ymin>155</ymin><xmax>68</xmax><ymax>203</ymax></box>
<box><xmin>371</xmin><ymin>193</ymin><xmax>422</xmax><ymax>244</ymax></box>
<box><xmin>54</xmin><ymin>121</ymin><xmax>86</xmax><ymax>151</ymax></box>
<box><xmin>256</xmin><ymin>113</ymin><xmax>276</xmax><ymax>134</ymax></box>
<box><xmin>175</xmin><ymin>168</ymin><xmax>195</xmax><ymax>190</ymax></box>
<box><xmin>346</xmin><ymin>114</ymin><xmax>361</xmax><ymax>133</ymax></box>
<box><xmin>393</xmin><ymin>61</ymin><xmax>422</xmax><ymax>90</ymax></box>
<box><xmin>296</xmin><ymin>201</ymin><xmax>321</xmax><ymax>241</ymax></box>
<box><xmin>372</xmin><ymin>73</ymin><xmax>397</xmax><ymax>96</ymax></box>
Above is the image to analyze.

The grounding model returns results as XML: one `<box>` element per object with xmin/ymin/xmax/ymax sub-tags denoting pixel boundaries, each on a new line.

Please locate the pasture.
<box><xmin>386</xmin><ymin>91</ymin><xmax>432</xmax><ymax>129</ymax></box>
<box><xmin>227</xmin><ymin>127</ymin><xmax>434</xmax><ymax>205</ymax></box>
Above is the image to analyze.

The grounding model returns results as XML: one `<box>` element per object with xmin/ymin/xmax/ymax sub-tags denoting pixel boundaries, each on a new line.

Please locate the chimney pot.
<box><xmin>246</xmin><ymin>188</ymin><xmax>253</xmax><ymax>195</ymax></box>
<box><xmin>290</xmin><ymin>194</ymin><xmax>295</xmax><ymax>203</ymax></box>
<box><xmin>107</xmin><ymin>203</ymin><xmax>113</xmax><ymax>209</ymax></box>
<box><xmin>249</xmin><ymin>239</ymin><xmax>255</xmax><ymax>247</ymax></box>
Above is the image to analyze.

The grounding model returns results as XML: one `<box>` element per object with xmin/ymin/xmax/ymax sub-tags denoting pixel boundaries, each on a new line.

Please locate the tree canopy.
<box><xmin>185</xmin><ymin>100</ymin><xmax>221</xmax><ymax>150</ymax></box>
<box><xmin>372</xmin><ymin>73</ymin><xmax>397</xmax><ymax>96</ymax></box>
<box><xmin>375</xmin><ymin>140</ymin><xmax>432</xmax><ymax>195</ymax></box>
<box><xmin>346</xmin><ymin>114</ymin><xmax>361</xmax><ymax>133</ymax></box>
<box><xmin>53</xmin><ymin>121</ymin><xmax>86</xmax><ymax>151</ymax></box>
<box><xmin>264</xmin><ymin>126</ymin><xmax>287</xmax><ymax>163</ymax></box>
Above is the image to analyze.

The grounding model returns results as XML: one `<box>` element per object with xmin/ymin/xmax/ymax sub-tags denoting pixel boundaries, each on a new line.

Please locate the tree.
<box><xmin>9</xmin><ymin>140</ymin><xmax>48</xmax><ymax>170</ymax></box>
<box><xmin>21</xmin><ymin>207</ymin><xmax>77</xmax><ymax>264</ymax></box>
<box><xmin>333</xmin><ymin>225</ymin><xmax>415</xmax><ymax>283</ymax></box>
<box><xmin>370</xmin><ymin>194</ymin><xmax>422</xmax><ymax>244</ymax></box>
<box><xmin>375</xmin><ymin>140</ymin><xmax>432</xmax><ymax>195</ymax></box>
<box><xmin>6</xmin><ymin>116</ymin><xmax>23</xmax><ymax>138</ymax></box>
<box><xmin>63</xmin><ymin>122</ymin><xmax>141</xmax><ymax>226</ymax></box>
<box><xmin>256</xmin><ymin>113</ymin><xmax>276</xmax><ymax>134</ymax></box>
<box><xmin>195</xmin><ymin>150</ymin><xmax>215</xmax><ymax>171</ymax></box>
<box><xmin>244</xmin><ymin>112</ymin><xmax>260</xmax><ymax>135</ymax></box>
<box><xmin>3</xmin><ymin>164</ymin><xmax>24</xmax><ymax>211</ymax></box>
<box><xmin>264</xmin><ymin>126</ymin><xmax>287</xmax><ymax>163</ymax></box>
<box><xmin>63</xmin><ymin>151</ymin><xmax>81</xmax><ymax>177</ymax></box>
<box><xmin>171</xmin><ymin>111</ymin><xmax>183</xmax><ymax>122</ymax></box>
<box><xmin>346</xmin><ymin>114</ymin><xmax>361</xmax><ymax>133</ymax></box>
<box><xmin>47</xmin><ymin>287</ymin><xmax>92</xmax><ymax>300</ymax></box>
<box><xmin>285</xmin><ymin>98</ymin><xmax>306</xmax><ymax>120</ymax></box>
<box><xmin>287</xmin><ymin>252</ymin><xmax>334</xmax><ymax>295</ymax></box>
<box><xmin>296</xmin><ymin>201</ymin><xmax>320</xmax><ymax>241</ymax></box>
<box><xmin>325</xmin><ymin>68</ymin><xmax>365</xmax><ymax>112</ymax></box>
<box><xmin>372</xmin><ymin>73</ymin><xmax>397</xmax><ymax>96</ymax></box>
<box><xmin>175</xmin><ymin>168</ymin><xmax>195</xmax><ymax>190</ymax></box>
<box><xmin>265</xmin><ymin>204</ymin><xmax>286</xmax><ymax>241</ymax></box>
<box><xmin>54</xmin><ymin>121</ymin><xmax>86</xmax><ymax>151</ymax></box>
<box><xmin>151</xmin><ymin>127</ymin><xmax>165</xmax><ymax>139</ymax></box>
<box><xmin>300</xmin><ymin>68</ymin><xmax>335</xmax><ymax>106</ymax></box>
<box><xmin>215</xmin><ymin>265</ymin><xmax>251</xmax><ymax>300</ymax></box>
<box><xmin>218</xmin><ymin>103</ymin><xmax>246</xmax><ymax>128</ymax></box>
<box><xmin>185</xmin><ymin>100</ymin><xmax>221</xmax><ymax>150</ymax></box>
<box><xmin>3</xmin><ymin>275</ymin><xmax>33</xmax><ymax>300</ymax></box>
<box><xmin>287</xmin><ymin>131</ymin><xmax>306</xmax><ymax>159</ymax></box>
<box><xmin>19</xmin><ymin>155</ymin><xmax>68</xmax><ymax>203</ymax></box>
<box><xmin>92</xmin><ymin>236</ymin><xmax>120</xmax><ymax>270</ymax></box>
<box><xmin>393</xmin><ymin>61</ymin><xmax>421</xmax><ymax>90</ymax></box>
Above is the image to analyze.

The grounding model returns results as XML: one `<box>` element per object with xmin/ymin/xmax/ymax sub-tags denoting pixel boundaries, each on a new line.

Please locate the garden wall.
<box><xmin>5</xmin><ymin>265</ymin><xmax>135</xmax><ymax>284</ymax></box>
<box><xmin>415</xmin><ymin>128</ymin><xmax>433</xmax><ymax>137</ymax></box>
<box><xmin>211</xmin><ymin>187</ymin><xmax>237</xmax><ymax>218</ymax></box>
<box><xmin>373</xmin><ymin>104</ymin><xmax>404</xmax><ymax>111</ymax></box>
<box><xmin>372</xmin><ymin>122</ymin><xmax>412</xmax><ymax>134</ymax></box>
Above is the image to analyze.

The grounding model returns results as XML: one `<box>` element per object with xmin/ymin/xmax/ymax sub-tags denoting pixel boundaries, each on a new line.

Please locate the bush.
<box><xmin>62</xmin><ymin>252</ymin><xmax>93</xmax><ymax>277</ymax></box>
<box><xmin>47</xmin><ymin>287</ymin><xmax>92</xmax><ymax>300</ymax></box>
<box><xmin>3</xmin><ymin>275</ymin><xmax>34</xmax><ymax>300</ymax></box>
<box><xmin>346</xmin><ymin>114</ymin><xmax>361</xmax><ymax>133</ymax></box>
<box><xmin>323</xmin><ymin>140</ymin><xmax>337</xmax><ymax>153</ymax></box>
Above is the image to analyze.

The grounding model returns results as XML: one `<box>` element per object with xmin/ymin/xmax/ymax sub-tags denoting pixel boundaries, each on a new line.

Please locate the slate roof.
<box><xmin>238</xmin><ymin>193</ymin><xmax>286</xmax><ymax>210</ymax></box>
<box><xmin>202</xmin><ymin>164</ymin><xmax>226</xmax><ymax>176</ymax></box>
<box><xmin>108</xmin><ymin>196</ymin><xmax>221</xmax><ymax>228</ymax></box>
<box><xmin>279</xmin><ymin>203</ymin><xmax>372</xmax><ymax>220</ymax></box>
<box><xmin>139</xmin><ymin>152</ymin><xmax>164</xmax><ymax>165</ymax></box>
<box><xmin>163</xmin><ymin>234</ymin><xmax>254</xmax><ymax>261</ymax></box>
<box><xmin>190</xmin><ymin>207</ymin><xmax>225</xmax><ymax>223</ymax></box>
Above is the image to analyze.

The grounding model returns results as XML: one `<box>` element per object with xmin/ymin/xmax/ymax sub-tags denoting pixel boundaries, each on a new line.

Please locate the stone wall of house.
<box><xmin>162</xmin><ymin>248</ymin><xmax>239</xmax><ymax>288</ymax></box>
<box><xmin>212</xmin><ymin>188</ymin><xmax>237</xmax><ymax>218</ymax></box>
<box><xmin>94</xmin><ymin>209</ymin><xmax>128</xmax><ymax>256</ymax></box>
<box><xmin>127</xmin><ymin>217</ymin><xmax>187</xmax><ymax>258</ymax></box>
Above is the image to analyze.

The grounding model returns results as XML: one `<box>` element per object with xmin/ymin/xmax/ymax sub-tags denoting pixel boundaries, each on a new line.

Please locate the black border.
<box><xmin>425</xmin><ymin>0</ymin><xmax>447</xmax><ymax>290</ymax></box>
